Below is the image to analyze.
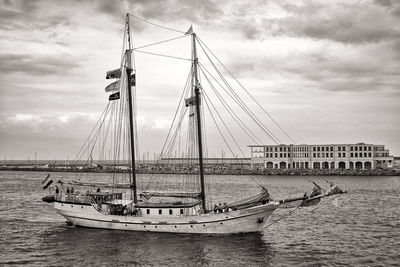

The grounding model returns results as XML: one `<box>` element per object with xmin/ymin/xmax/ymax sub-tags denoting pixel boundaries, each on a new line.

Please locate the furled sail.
<box><xmin>140</xmin><ymin>191</ymin><xmax>202</xmax><ymax>199</ymax></box>
<box><xmin>130</xmin><ymin>73</ymin><xmax>136</xmax><ymax>86</ymax></box>
<box><xmin>60</xmin><ymin>180</ymin><xmax>131</xmax><ymax>189</ymax></box>
<box><xmin>185</xmin><ymin>96</ymin><xmax>200</xmax><ymax>107</ymax></box>
<box><xmin>223</xmin><ymin>188</ymin><xmax>272</xmax><ymax>210</ymax></box>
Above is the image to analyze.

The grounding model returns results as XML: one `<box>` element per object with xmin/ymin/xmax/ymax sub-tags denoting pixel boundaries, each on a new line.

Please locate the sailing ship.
<box><xmin>42</xmin><ymin>14</ymin><xmax>345</xmax><ymax>234</ymax></box>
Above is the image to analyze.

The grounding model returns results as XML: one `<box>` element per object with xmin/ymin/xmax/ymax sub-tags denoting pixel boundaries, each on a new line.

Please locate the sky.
<box><xmin>0</xmin><ymin>0</ymin><xmax>399</xmax><ymax>160</ymax></box>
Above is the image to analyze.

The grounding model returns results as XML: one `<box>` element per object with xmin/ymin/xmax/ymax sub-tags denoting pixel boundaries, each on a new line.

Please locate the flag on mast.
<box><xmin>42</xmin><ymin>174</ymin><xmax>53</xmax><ymax>189</ymax></box>
<box><xmin>185</xmin><ymin>25</ymin><xmax>193</xmax><ymax>35</ymax></box>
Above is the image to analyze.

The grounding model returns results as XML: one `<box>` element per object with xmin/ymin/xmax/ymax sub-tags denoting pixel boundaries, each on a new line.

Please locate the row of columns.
<box><xmin>264</xmin><ymin>161</ymin><xmax>373</xmax><ymax>170</ymax></box>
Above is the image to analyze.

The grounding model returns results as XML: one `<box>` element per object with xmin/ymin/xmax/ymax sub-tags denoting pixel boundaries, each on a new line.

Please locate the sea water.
<box><xmin>0</xmin><ymin>171</ymin><xmax>399</xmax><ymax>266</ymax></box>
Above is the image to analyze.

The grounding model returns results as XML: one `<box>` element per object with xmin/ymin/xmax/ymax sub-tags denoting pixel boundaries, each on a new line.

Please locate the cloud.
<box><xmin>0</xmin><ymin>5</ymin><xmax>70</xmax><ymax>31</ymax></box>
<box><xmin>1</xmin><ymin>0</ymin><xmax>400</xmax><ymax>157</ymax></box>
<box><xmin>0</xmin><ymin>112</ymin><xmax>101</xmax><ymax>160</ymax></box>
<box><xmin>215</xmin><ymin>33</ymin><xmax>400</xmax><ymax>95</ymax></box>
<box><xmin>94</xmin><ymin>0</ymin><xmax>222</xmax><ymax>25</ymax></box>
<box><xmin>1</xmin><ymin>113</ymin><xmax>99</xmax><ymax>140</ymax></box>
<box><xmin>222</xmin><ymin>1</ymin><xmax>400</xmax><ymax>44</ymax></box>
<box><xmin>374</xmin><ymin>0</ymin><xmax>400</xmax><ymax>16</ymax></box>
<box><xmin>277</xmin><ymin>4</ymin><xmax>400</xmax><ymax>44</ymax></box>
<box><xmin>0</xmin><ymin>53</ymin><xmax>79</xmax><ymax>75</ymax></box>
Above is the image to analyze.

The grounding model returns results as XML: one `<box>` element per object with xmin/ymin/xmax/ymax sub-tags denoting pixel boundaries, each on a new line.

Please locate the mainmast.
<box><xmin>192</xmin><ymin>32</ymin><xmax>206</xmax><ymax>212</ymax></box>
<box><xmin>125</xmin><ymin>14</ymin><xmax>137</xmax><ymax>203</ymax></box>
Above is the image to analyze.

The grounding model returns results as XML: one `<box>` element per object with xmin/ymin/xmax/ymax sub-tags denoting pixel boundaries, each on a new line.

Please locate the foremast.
<box><xmin>192</xmin><ymin>32</ymin><xmax>206</xmax><ymax>212</ymax></box>
<box><xmin>125</xmin><ymin>14</ymin><xmax>137</xmax><ymax>203</ymax></box>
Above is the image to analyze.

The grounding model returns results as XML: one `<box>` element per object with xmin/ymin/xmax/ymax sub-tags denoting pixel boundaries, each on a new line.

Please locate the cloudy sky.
<box><xmin>1</xmin><ymin>0</ymin><xmax>399</xmax><ymax>160</ymax></box>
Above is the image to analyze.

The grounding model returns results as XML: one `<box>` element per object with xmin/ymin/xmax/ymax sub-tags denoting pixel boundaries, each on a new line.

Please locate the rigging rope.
<box><xmin>134</xmin><ymin>35</ymin><xmax>189</xmax><ymax>50</ymax></box>
<box><xmin>127</xmin><ymin>13</ymin><xmax>186</xmax><ymax>34</ymax></box>
<box><xmin>263</xmin><ymin>206</ymin><xmax>303</xmax><ymax>229</ymax></box>
<box><xmin>198</xmin><ymin>64</ymin><xmax>263</xmax><ymax>145</ymax></box>
<box><xmin>197</xmin><ymin>36</ymin><xmax>296</xmax><ymax>144</ymax></box>
<box><xmin>202</xmin><ymin>90</ymin><xmax>243</xmax><ymax>158</ymax></box>
<box><xmin>134</xmin><ymin>49</ymin><xmax>192</xmax><ymax>61</ymax></box>
<box><xmin>196</xmin><ymin>41</ymin><xmax>281</xmax><ymax>144</ymax></box>
<box><xmin>159</xmin><ymin>69</ymin><xmax>192</xmax><ymax>158</ymax></box>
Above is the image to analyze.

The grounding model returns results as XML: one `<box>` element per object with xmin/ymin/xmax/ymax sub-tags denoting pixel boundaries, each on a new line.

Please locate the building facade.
<box><xmin>393</xmin><ymin>157</ymin><xmax>400</xmax><ymax>169</ymax></box>
<box><xmin>249</xmin><ymin>143</ymin><xmax>393</xmax><ymax>170</ymax></box>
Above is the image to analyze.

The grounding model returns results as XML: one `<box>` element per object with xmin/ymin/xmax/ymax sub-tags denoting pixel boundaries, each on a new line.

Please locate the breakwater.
<box><xmin>1</xmin><ymin>164</ymin><xmax>399</xmax><ymax>176</ymax></box>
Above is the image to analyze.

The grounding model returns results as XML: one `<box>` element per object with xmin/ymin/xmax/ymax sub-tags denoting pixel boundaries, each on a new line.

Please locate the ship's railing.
<box><xmin>54</xmin><ymin>193</ymin><xmax>92</xmax><ymax>204</ymax></box>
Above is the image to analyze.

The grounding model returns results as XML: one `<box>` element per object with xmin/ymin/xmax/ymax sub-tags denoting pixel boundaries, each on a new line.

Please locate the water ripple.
<box><xmin>0</xmin><ymin>171</ymin><xmax>399</xmax><ymax>266</ymax></box>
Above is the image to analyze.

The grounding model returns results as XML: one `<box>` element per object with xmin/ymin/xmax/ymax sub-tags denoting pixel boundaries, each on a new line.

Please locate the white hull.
<box><xmin>54</xmin><ymin>201</ymin><xmax>278</xmax><ymax>234</ymax></box>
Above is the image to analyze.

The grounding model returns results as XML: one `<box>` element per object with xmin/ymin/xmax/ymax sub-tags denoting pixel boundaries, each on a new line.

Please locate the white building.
<box><xmin>249</xmin><ymin>143</ymin><xmax>393</xmax><ymax>170</ymax></box>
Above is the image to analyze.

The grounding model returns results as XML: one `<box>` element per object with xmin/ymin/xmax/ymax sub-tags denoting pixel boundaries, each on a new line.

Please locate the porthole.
<box><xmin>144</xmin><ymin>226</ymin><xmax>146</xmax><ymax>228</ymax></box>
<box><xmin>220</xmin><ymin>222</ymin><xmax>223</xmax><ymax>225</ymax></box>
<box><xmin>61</xmin><ymin>204</ymin><xmax>63</xmax><ymax>206</ymax></box>
<box><xmin>203</xmin><ymin>224</ymin><xmax>205</xmax><ymax>227</ymax></box>
<box><xmin>71</xmin><ymin>205</ymin><xmax>73</xmax><ymax>208</ymax></box>
<box><xmin>81</xmin><ymin>206</ymin><xmax>83</xmax><ymax>209</ymax></box>
<box><xmin>155</xmin><ymin>226</ymin><xmax>157</xmax><ymax>228</ymax></box>
<box><xmin>125</xmin><ymin>224</ymin><xmax>127</xmax><ymax>227</ymax></box>
<box><xmin>174</xmin><ymin>226</ymin><xmax>177</xmax><ymax>228</ymax></box>
<box><xmin>191</xmin><ymin>225</ymin><xmax>193</xmax><ymax>228</ymax></box>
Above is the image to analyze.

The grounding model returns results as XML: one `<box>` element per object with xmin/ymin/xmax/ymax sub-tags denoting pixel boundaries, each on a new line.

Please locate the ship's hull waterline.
<box><xmin>54</xmin><ymin>202</ymin><xmax>279</xmax><ymax>234</ymax></box>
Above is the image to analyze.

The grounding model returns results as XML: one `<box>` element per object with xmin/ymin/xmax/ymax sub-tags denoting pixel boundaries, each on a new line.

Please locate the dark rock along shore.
<box><xmin>1</xmin><ymin>165</ymin><xmax>399</xmax><ymax>176</ymax></box>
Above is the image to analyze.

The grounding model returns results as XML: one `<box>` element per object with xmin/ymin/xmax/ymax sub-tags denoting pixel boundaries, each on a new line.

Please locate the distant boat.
<box><xmin>42</xmin><ymin>14</ymin><xmax>345</xmax><ymax>234</ymax></box>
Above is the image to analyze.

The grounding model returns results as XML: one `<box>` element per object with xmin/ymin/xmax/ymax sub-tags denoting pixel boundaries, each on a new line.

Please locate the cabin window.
<box><xmin>169</xmin><ymin>209</ymin><xmax>173</xmax><ymax>215</ymax></box>
<box><xmin>159</xmin><ymin>209</ymin><xmax>162</xmax><ymax>215</ymax></box>
<box><xmin>147</xmin><ymin>209</ymin><xmax>150</xmax><ymax>215</ymax></box>
<box><xmin>180</xmin><ymin>209</ymin><xmax>184</xmax><ymax>215</ymax></box>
